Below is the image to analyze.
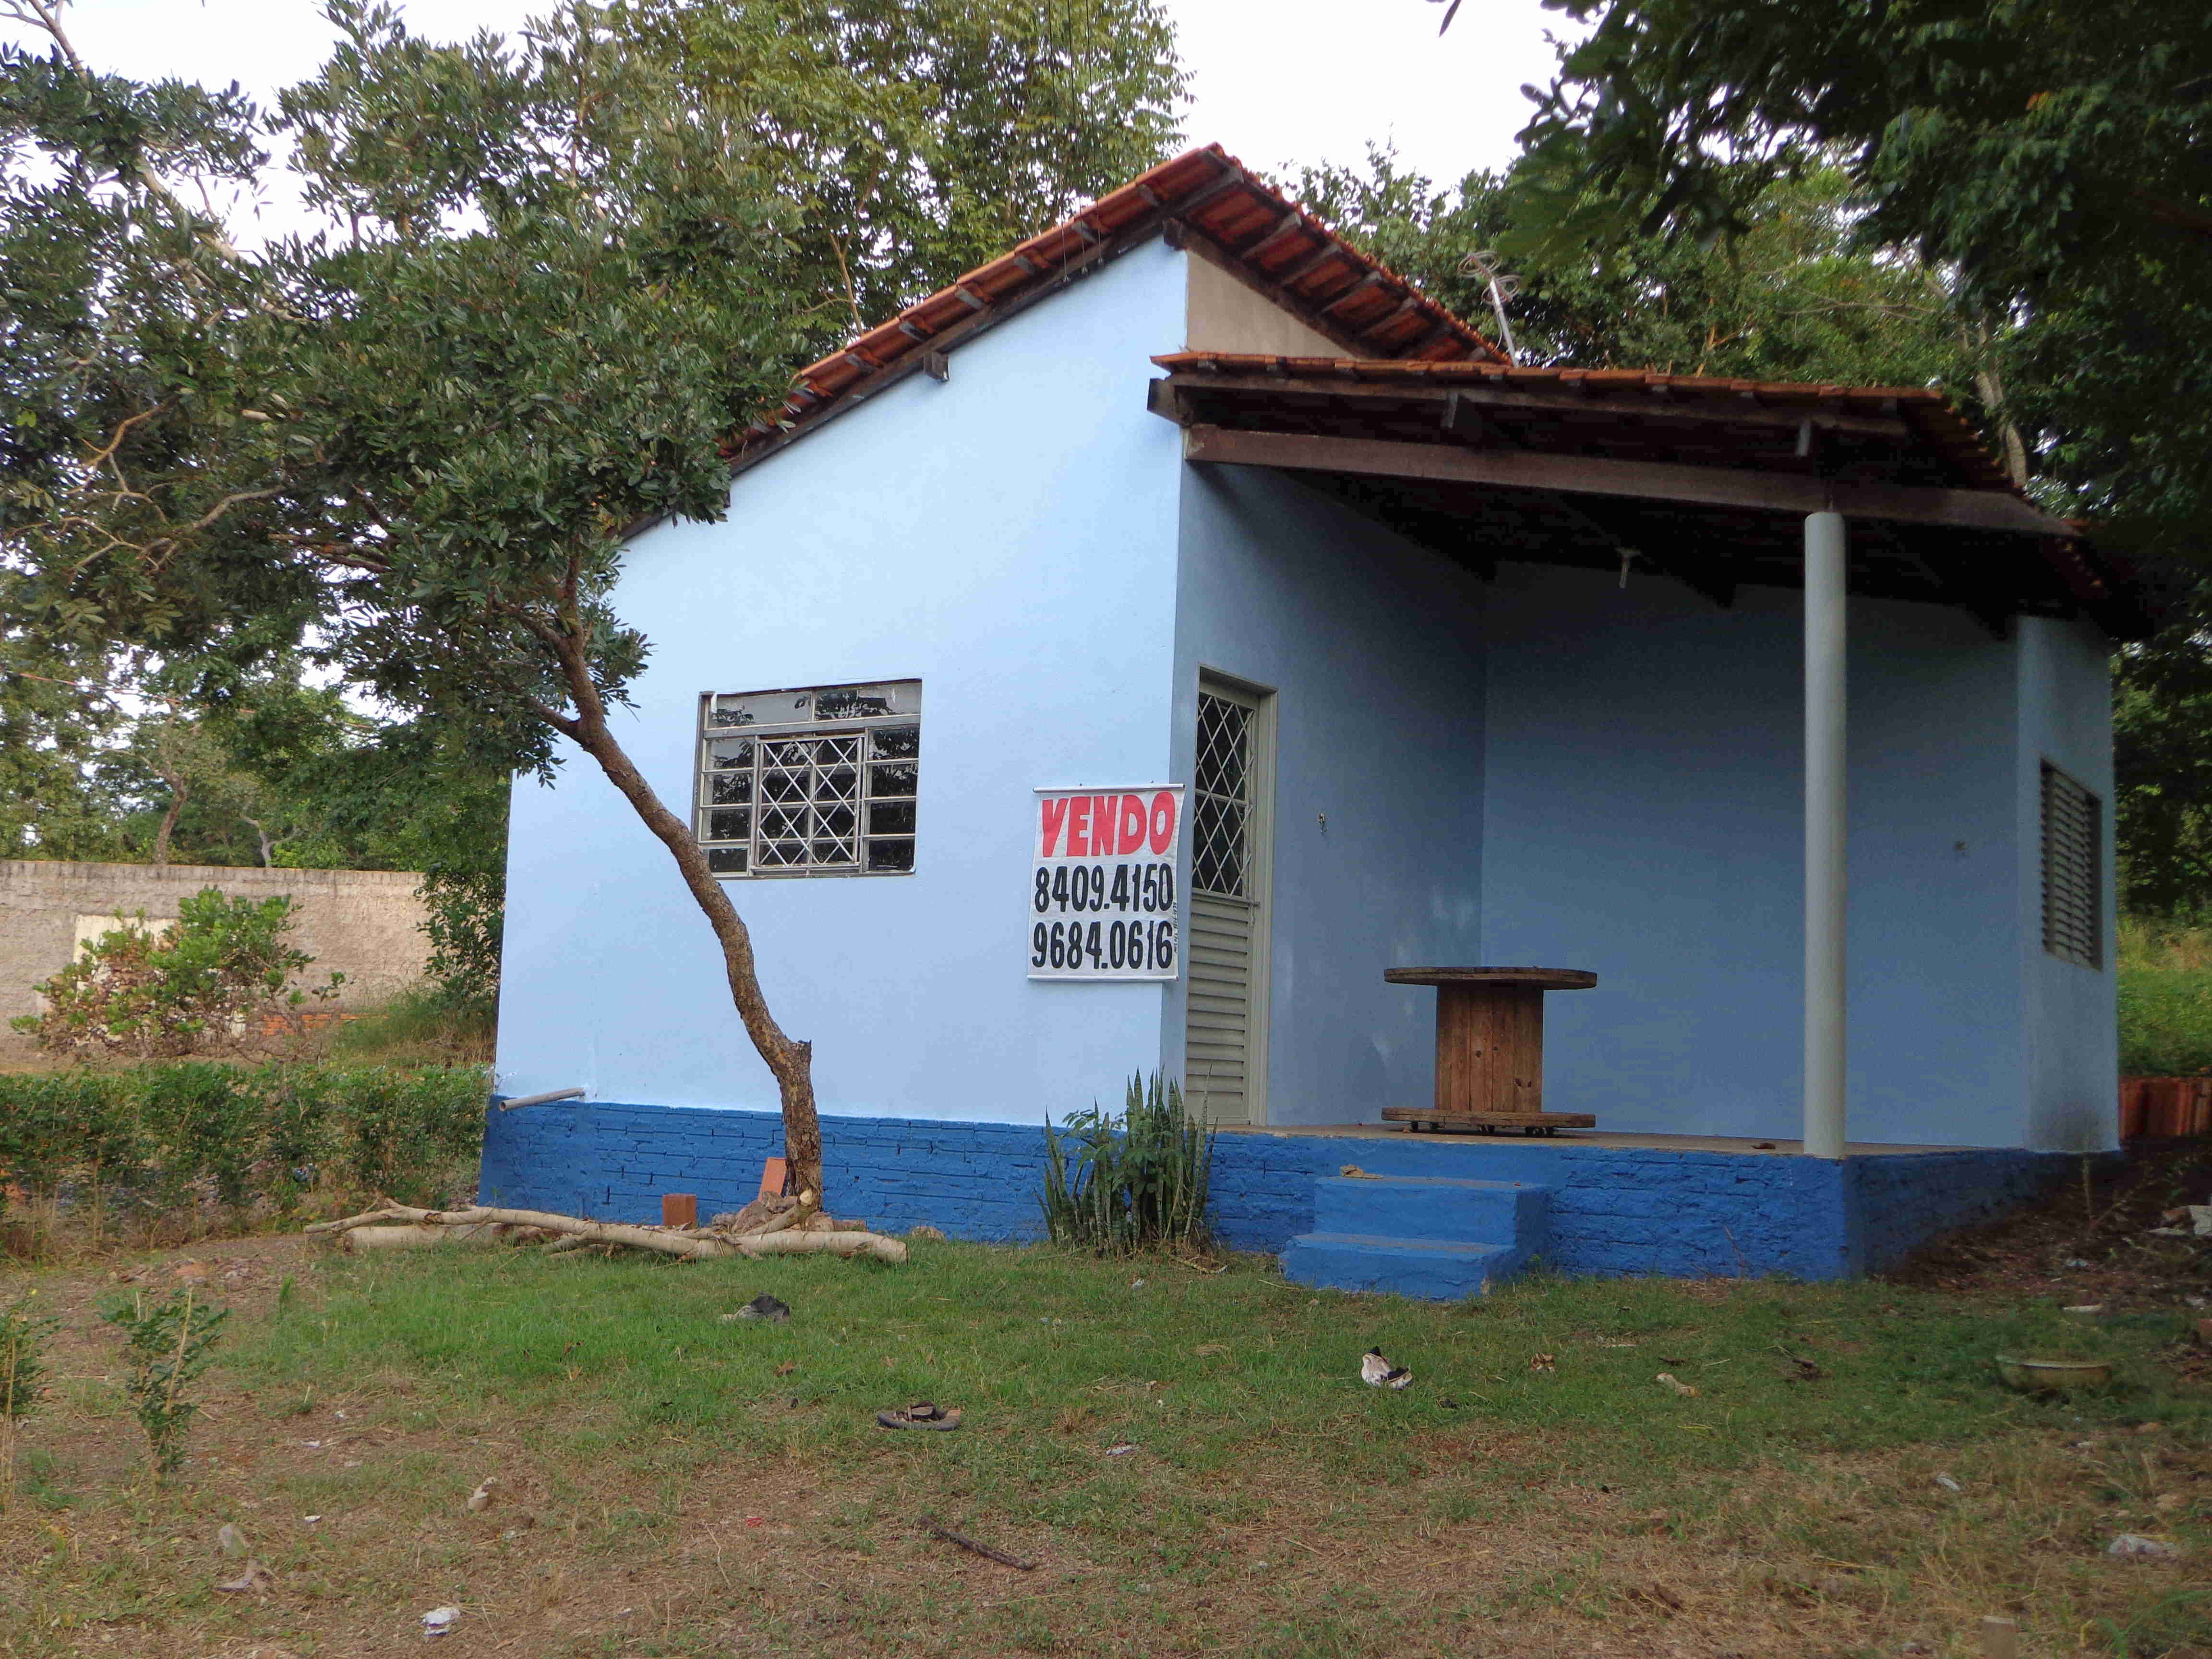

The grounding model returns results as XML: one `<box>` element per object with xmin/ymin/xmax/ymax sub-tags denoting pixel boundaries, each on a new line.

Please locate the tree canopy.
<box><xmin>1491</xmin><ymin>0</ymin><xmax>2208</xmax><ymax>560</ymax></box>
<box><xmin>1460</xmin><ymin>0</ymin><xmax>2211</xmax><ymax>910</ymax></box>
<box><xmin>0</xmin><ymin>0</ymin><xmax>1184</xmax><ymax>1191</ymax></box>
<box><xmin>1297</xmin><ymin>147</ymin><xmax>1990</xmax><ymax>394</ymax></box>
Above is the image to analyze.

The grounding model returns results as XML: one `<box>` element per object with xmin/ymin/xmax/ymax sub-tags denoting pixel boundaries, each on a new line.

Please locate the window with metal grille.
<box><xmin>695</xmin><ymin>681</ymin><xmax>919</xmax><ymax>878</ymax></box>
<box><xmin>2041</xmin><ymin>761</ymin><xmax>2102</xmax><ymax>969</ymax></box>
<box><xmin>1192</xmin><ymin>690</ymin><xmax>1252</xmax><ymax>897</ymax></box>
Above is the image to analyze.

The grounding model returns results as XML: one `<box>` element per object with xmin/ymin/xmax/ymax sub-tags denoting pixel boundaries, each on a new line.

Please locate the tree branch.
<box><xmin>2130</xmin><ymin>187</ymin><xmax>2212</xmax><ymax>243</ymax></box>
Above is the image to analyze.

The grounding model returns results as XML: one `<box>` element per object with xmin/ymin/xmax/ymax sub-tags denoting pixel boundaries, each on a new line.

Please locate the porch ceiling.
<box><xmin>1149</xmin><ymin>353</ymin><xmax>2156</xmax><ymax>640</ymax></box>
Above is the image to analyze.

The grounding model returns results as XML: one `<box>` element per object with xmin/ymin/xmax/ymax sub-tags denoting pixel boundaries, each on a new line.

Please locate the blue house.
<box><xmin>481</xmin><ymin>146</ymin><xmax>2153</xmax><ymax>1290</ymax></box>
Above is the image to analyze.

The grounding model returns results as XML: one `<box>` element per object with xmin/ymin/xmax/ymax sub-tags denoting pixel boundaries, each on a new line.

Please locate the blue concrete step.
<box><xmin>1280</xmin><ymin>1232</ymin><xmax>1527</xmax><ymax>1300</ymax></box>
<box><xmin>1282</xmin><ymin>1174</ymin><xmax>1552</xmax><ymax>1299</ymax></box>
<box><xmin>1311</xmin><ymin>1175</ymin><xmax>1548</xmax><ymax>1249</ymax></box>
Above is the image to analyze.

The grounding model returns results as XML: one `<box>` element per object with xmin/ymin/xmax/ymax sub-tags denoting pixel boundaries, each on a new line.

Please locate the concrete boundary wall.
<box><xmin>0</xmin><ymin>861</ymin><xmax>431</xmax><ymax>1046</ymax></box>
<box><xmin>478</xmin><ymin>1102</ymin><xmax>2071</xmax><ymax>1281</ymax></box>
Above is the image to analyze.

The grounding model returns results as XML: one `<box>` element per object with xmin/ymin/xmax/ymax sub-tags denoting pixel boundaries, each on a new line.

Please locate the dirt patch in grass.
<box><xmin>1</xmin><ymin>1226</ymin><xmax>2208</xmax><ymax>1658</ymax></box>
<box><xmin>1886</xmin><ymin>1137</ymin><xmax>2212</xmax><ymax>1340</ymax></box>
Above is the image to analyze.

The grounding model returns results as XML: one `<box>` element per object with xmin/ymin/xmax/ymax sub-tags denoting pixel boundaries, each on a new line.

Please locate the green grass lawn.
<box><xmin>250</xmin><ymin>1240</ymin><xmax>2203</xmax><ymax>1484</ymax></box>
<box><xmin>6</xmin><ymin>1236</ymin><xmax>2198</xmax><ymax>1659</ymax></box>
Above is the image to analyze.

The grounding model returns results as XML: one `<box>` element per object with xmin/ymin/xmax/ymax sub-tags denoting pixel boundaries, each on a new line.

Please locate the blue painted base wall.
<box><xmin>478</xmin><ymin>1104</ymin><xmax>2072</xmax><ymax>1282</ymax></box>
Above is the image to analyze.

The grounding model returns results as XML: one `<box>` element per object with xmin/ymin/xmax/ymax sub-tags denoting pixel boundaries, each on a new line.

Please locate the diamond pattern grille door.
<box><xmin>1185</xmin><ymin>679</ymin><xmax>1271</xmax><ymax>1127</ymax></box>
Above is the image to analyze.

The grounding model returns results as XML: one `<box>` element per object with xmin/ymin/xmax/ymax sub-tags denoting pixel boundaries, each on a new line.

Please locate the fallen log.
<box><xmin>730</xmin><ymin>1229</ymin><xmax>906</xmax><ymax>1264</ymax></box>
<box><xmin>308</xmin><ymin>1200</ymin><xmax>906</xmax><ymax>1264</ymax></box>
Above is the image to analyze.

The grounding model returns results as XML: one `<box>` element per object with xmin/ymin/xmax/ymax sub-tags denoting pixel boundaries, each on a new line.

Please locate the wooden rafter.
<box><xmin>1178</xmin><ymin>424</ymin><xmax>2073</xmax><ymax>539</ymax></box>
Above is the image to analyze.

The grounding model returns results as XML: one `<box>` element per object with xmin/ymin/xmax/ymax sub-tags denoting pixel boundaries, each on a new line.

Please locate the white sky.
<box><xmin>15</xmin><ymin>0</ymin><xmax>1572</xmax><ymax>227</ymax></box>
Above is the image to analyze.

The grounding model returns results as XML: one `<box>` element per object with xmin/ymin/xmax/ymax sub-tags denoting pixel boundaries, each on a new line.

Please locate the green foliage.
<box><xmin>294</xmin><ymin>720</ymin><xmax>510</xmax><ymax>1012</ymax></box>
<box><xmin>327</xmin><ymin>1066</ymin><xmax>494</xmax><ymax>1203</ymax></box>
<box><xmin>100</xmin><ymin>1287</ymin><xmax>227</xmax><ymax>1479</ymax></box>
<box><xmin>0</xmin><ymin>1289</ymin><xmax>58</xmax><ymax>1508</ymax></box>
<box><xmin>0</xmin><ymin>1293</ymin><xmax>58</xmax><ymax>1424</ymax></box>
<box><xmin>0</xmin><ymin>599</ymin><xmax>132</xmax><ymax>863</ymax></box>
<box><xmin>1042</xmin><ymin>1071</ymin><xmax>1214</xmax><ymax>1252</ymax></box>
<box><xmin>1500</xmin><ymin>0</ymin><xmax>2210</xmax><ymax>576</ymax></box>
<box><xmin>5</xmin><ymin>0</ymin><xmax>1185</xmax><ymax>781</ymax></box>
<box><xmin>2115</xmin><ymin>626</ymin><xmax>2212</xmax><ymax>914</ymax></box>
<box><xmin>1295</xmin><ymin>149</ymin><xmax>1985</xmax><ymax>391</ymax></box>
<box><xmin>3</xmin><ymin>1</ymin><xmax>1182</xmax><ymax>1165</ymax></box>
<box><xmin>1507</xmin><ymin>0</ymin><xmax>2209</xmax><ymax>311</ymax></box>
<box><xmin>0</xmin><ymin>1061</ymin><xmax>488</xmax><ymax>1233</ymax></box>
<box><xmin>12</xmin><ymin>887</ymin><xmax>341</xmax><ymax>1058</ymax></box>
<box><xmin>612</xmin><ymin>0</ymin><xmax>1186</xmax><ymax>328</ymax></box>
<box><xmin>2116</xmin><ymin>918</ymin><xmax>2212</xmax><ymax>1076</ymax></box>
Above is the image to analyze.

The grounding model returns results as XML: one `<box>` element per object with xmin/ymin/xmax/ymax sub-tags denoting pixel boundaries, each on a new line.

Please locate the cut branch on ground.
<box><xmin>307</xmin><ymin>1201</ymin><xmax>908</xmax><ymax>1265</ymax></box>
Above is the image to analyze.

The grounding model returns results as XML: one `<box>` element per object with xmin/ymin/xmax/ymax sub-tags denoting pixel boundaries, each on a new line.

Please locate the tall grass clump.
<box><xmin>1042</xmin><ymin>1070</ymin><xmax>1214</xmax><ymax>1252</ymax></box>
<box><xmin>2118</xmin><ymin>915</ymin><xmax>2212</xmax><ymax>1075</ymax></box>
<box><xmin>323</xmin><ymin>984</ymin><xmax>495</xmax><ymax>1066</ymax></box>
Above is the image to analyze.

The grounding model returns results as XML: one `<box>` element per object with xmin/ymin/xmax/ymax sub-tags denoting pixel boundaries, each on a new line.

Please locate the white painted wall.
<box><xmin>2018</xmin><ymin>614</ymin><xmax>2120</xmax><ymax>1151</ymax></box>
<box><xmin>495</xmin><ymin>242</ymin><xmax>1190</xmax><ymax>1122</ymax></box>
<box><xmin>1171</xmin><ymin>466</ymin><xmax>1490</xmax><ymax>1125</ymax></box>
<box><xmin>1479</xmin><ymin>565</ymin><xmax>2034</xmax><ymax>1148</ymax></box>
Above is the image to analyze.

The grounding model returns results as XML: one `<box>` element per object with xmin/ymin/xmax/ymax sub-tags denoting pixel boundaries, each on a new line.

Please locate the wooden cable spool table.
<box><xmin>1380</xmin><ymin>966</ymin><xmax>1599</xmax><ymax>1135</ymax></box>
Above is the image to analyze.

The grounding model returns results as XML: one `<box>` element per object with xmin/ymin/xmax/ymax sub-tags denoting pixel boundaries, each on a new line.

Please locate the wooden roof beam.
<box><xmin>1275</xmin><ymin>241</ymin><xmax>1355</xmax><ymax>289</ymax></box>
<box><xmin>1178</xmin><ymin>423</ymin><xmax>2074</xmax><ymax>539</ymax></box>
<box><xmin>1441</xmin><ymin>393</ymin><xmax>1733</xmax><ymax>608</ymax></box>
<box><xmin>1168</xmin><ymin>370</ymin><xmax>1913</xmax><ymax>444</ymax></box>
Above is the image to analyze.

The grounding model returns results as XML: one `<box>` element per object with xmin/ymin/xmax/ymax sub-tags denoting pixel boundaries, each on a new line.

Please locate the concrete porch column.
<box><xmin>1804</xmin><ymin>511</ymin><xmax>1848</xmax><ymax>1159</ymax></box>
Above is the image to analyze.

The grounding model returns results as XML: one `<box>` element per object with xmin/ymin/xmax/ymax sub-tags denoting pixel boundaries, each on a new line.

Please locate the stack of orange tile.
<box><xmin>2119</xmin><ymin>1076</ymin><xmax>2212</xmax><ymax>1138</ymax></box>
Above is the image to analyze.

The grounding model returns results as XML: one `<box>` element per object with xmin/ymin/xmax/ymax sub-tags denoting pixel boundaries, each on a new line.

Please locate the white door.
<box><xmin>1183</xmin><ymin>677</ymin><xmax>1274</xmax><ymax>1125</ymax></box>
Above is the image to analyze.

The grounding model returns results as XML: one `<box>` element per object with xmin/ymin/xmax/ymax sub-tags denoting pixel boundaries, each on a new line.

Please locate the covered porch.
<box><xmin>1150</xmin><ymin>353</ymin><xmax>2149</xmax><ymax>1290</ymax></box>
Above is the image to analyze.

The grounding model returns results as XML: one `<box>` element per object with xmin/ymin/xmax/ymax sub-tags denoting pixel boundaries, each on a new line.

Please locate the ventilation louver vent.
<box><xmin>2041</xmin><ymin>762</ymin><xmax>2102</xmax><ymax>969</ymax></box>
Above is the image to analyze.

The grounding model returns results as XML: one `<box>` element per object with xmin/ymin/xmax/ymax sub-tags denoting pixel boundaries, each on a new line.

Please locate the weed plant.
<box><xmin>101</xmin><ymin>1288</ymin><xmax>227</xmax><ymax>1480</ymax></box>
<box><xmin>0</xmin><ymin>1291</ymin><xmax>57</xmax><ymax>1507</ymax></box>
<box><xmin>321</xmin><ymin>984</ymin><xmax>496</xmax><ymax>1066</ymax></box>
<box><xmin>1042</xmin><ymin>1070</ymin><xmax>1214</xmax><ymax>1252</ymax></box>
<box><xmin>2118</xmin><ymin>915</ymin><xmax>2212</xmax><ymax>1074</ymax></box>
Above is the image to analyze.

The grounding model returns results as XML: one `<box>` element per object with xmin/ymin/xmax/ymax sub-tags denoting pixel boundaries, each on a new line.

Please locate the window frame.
<box><xmin>692</xmin><ymin>679</ymin><xmax>921</xmax><ymax>880</ymax></box>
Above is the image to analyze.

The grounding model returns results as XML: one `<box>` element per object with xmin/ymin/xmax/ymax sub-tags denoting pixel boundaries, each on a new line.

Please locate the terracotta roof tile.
<box><xmin>727</xmin><ymin>144</ymin><xmax>1503</xmax><ymax>466</ymax></box>
<box><xmin>1151</xmin><ymin>350</ymin><xmax>2019</xmax><ymax>496</ymax></box>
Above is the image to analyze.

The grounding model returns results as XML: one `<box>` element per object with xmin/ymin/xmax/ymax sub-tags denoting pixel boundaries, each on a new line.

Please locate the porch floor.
<box><xmin>1214</xmin><ymin>1124</ymin><xmax>1985</xmax><ymax>1156</ymax></box>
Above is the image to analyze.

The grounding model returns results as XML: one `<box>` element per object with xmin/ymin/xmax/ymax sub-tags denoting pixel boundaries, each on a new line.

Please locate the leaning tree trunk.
<box><xmin>546</xmin><ymin>631</ymin><xmax>823</xmax><ymax>1197</ymax></box>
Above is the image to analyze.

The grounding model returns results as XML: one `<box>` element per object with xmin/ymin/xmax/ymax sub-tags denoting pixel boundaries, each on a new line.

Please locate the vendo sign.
<box><xmin>1028</xmin><ymin>786</ymin><xmax>1182</xmax><ymax>981</ymax></box>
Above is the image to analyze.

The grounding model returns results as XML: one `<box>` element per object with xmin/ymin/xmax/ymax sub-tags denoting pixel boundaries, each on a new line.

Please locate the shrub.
<box><xmin>1042</xmin><ymin>1071</ymin><xmax>1214</xmax><ymax>1253</ymax></box>
<box><xmin>0</xmin><ymin>1062</ymin><xmax>488</xmax><ymax>1249</ymax></box>
<box><xmin>327</xmin><ymin>1067</ymin><xmax>493</xmax><ymax>1205</ymax></box>
<box><xmin>102</xmin><ymin>1289</ymin><xmax>226</xmax><ymax>1480</ymax></box>
<box><xmin>12</xmin><ymin>888</ymin><xmax>343</xmax><ymax>1059</ymax></box>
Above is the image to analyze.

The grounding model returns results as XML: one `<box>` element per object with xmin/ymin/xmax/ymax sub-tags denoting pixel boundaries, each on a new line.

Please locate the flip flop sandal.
<box><xmin>877</xmin><ymin>1401</ymin><xmax>962</xmax><ymax>1431</ymax></box>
